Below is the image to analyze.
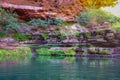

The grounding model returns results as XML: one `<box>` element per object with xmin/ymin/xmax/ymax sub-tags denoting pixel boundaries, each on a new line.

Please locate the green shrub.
<box><xmin>77</xmin><ymin>12</ymin><xmax>92</xmax><ymax>26</ymax></box>
<box><xmin>82</xmin><ymin>51</ymin><xmax>88</xmax><ymax>55</ymax></box>
<box><xmin>108</xmin><ymin>16</ymin><xmax>120</xmax><ymax>23</ymax></box>
<box><xmin>77</xmin><ymin>9</ymin><xmax>120</xmax><ymax>26</ymax></box>
<box><xmin>29</xmin><ymin>19</ymin><xmax>51</xmax><ymax>27</ymax></box>
<box><xmin>53</xmin><ymin>18</ymin><xmax>65</xmax><ymax>26</ymax></box>
<box><xmin>75</xmin><ymin>32</ymin><xmax>81</xmax><ymax>37</ymax></box>
<box><xmin>29</xmin><ymin>18</ymin><xmax>65</xmax><ymax>28</ymax></box>
<box><xmin>37</xmin><ymin>48</ymin><xmax>65</xmax><ymax>56</ymax></box>
<box><xmin>59</xmin><ymin>35</ymin><xmax>67</xmax><ymax>40</ymax></box>
<box><xmin>13</xmin><ymin>33</ymin><xmax>32</xmax><ymax>41</ymax></box>
<box><xmin>37</xmin><ymin>48</ymin><xmax>77</xmax><ymax>56</ymax></box>
<box><xmin>51</xmin><ymin>50</ymin><xmax>65</xmax><ymax>55</ymax></box>
<box><xmin>0</xmin><ymin>32</ymin><xmax>7</xmax><ymax>38</ymax></box>
<box><xmin>55</xmin><ymin>31</ymin><xmax>61</xmax><ymax>35</ymax></box>
<box><xmin>61</xmin><ymin>22</ymin><xmax>74</xmax><ymax>27</ymax></box>
<box><xmin>0</xmin><ymin>47</ymin><xmax>31</xmax><ymax>57</ymax></box>
<box><xmin>100</xmin><ymin>50</ymin><xmax>112</xmax><ymax>55</ymax></box>
<box><xmin>85</xmin><ymin>32</ymin><xmax>91</xmax><ymax>38</ymax></box>
<box><xmin>37</xmin><ymin>48</ymin><xmax>51</xmax><ymax>55</ymax></box>
<box><xmin>113</xmin><ymin>22</ymin><xmax>120</xmax><ymax>32</ymax></box>
<box><xmin>0</xmin><ymin>8</ymin><xmax>20</xmax><ymax>32</ymax></box>
<box><xmin>65</xmin><ymin>50</ymin><xmax>76</xmax><ymax>56</ymax></box>
<box><xmin>41</xmin><ymin>33</ymin><xmax>49</xmax><ymax>40</ymax></box>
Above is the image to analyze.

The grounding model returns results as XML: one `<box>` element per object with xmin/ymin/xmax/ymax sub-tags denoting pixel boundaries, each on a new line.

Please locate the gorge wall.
<box><xmin>1</xmin><ymin>0</ymin><xmax>87</xmax><ymax>21</ymax></box>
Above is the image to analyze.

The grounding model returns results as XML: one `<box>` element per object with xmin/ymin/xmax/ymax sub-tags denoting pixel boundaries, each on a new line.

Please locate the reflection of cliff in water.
<box><xmin>30</xmin><ymin>47</ymin><xmax>39</xmax><ymax>58</ymax></box>
<box><xmin>0</xmin><ymin>57</ymin><xmax>30</xmax><ymax>68</ymax></box>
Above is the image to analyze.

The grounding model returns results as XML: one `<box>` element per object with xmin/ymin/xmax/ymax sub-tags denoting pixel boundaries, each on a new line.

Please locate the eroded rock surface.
<box><xmin>1</xmin><ymin>0</ymin><xmax>86</xmax><ymax>21</ymax></box>
<box><xmin>0</xmin><ymin>37</ymin><xmax>20</xmax><ymax>50</ymax></box>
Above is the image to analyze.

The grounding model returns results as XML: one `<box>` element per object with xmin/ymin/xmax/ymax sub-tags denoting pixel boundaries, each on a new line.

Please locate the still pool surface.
<box><xmin>0</xmin><ymin>56</ymin><xmax>120</xmax><ymax>80</ymax></box>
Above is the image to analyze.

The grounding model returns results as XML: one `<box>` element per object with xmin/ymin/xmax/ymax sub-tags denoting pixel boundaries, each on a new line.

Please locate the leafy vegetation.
<box><xmin>87</xmin><ymin>47</ymin><xmax>113</xmax><ymax>55</ymax></box>
<box><xmin>37</xmin><ymin>48</ymin><xmax>65</xmax><ymax>56</ymax></box>
<box><xmin>99</xmin><ymin>50</ymin><xmax>112</xmax><ymax>55</ymax></box>
<box><xmin>29</xmin><ymin>19</ymin><xmax>51</xmax><ymax>28</ymax></box>
<box><xmin>53</xmin><ymin>18</ymin><xmax>65</xmax><ymax>26</ymax></box>
<box><xmin>64</xmin><ymin>50</ymin><xmax>76</xmax><ymax>56</ymax></box>
<box><xmin>77</xmin><ymin>9</ymin><xmax>120</xmax><ymax>27</ymax></box>
<box><xmin>113</xmin><ymin>22</ymin><xmax>120</xmax><ymax>32</ymax></box>
<box><xmin>0</xmin><ymin>47</ymin><xmax>31</xmax><ymax>57</ymax></box>
<box><xmin>0</xmin><ymin>8</ymin><xmax>67</xmax><ymax>42</ymax></box>
<box><xmin>29</xmin><ymin>18</ymin><xmax>65</xmax><ymax>28</ymax></box>
<box><xmin>0</xmin><ymin>32</ymin><xmax>7</xmax><ymax>38</ymax></box>
<box><xmin>12</xmin><ymin>33</ymin><xmax>32</xmax><ymax>41</ymax></box>
<box><xmin>0</xmin><ymin>8</ymin><xmax>20</xmax><ymax>32</ymax></box>
<box><xmin>59</xmin><ymin>35</ymin><xmax>67</xmax><ymax>40</ymax></box>
<box><xmin>82</xmin><ymin>51</ymin><xmax>88</xmax><ymax>55</ymax></box>
<box><xmin>41</xmin><ymin>33</ymin><xmax>49</xmax><ymax>40</ymax></box>
<box><xmin>51</xmin><ymin>50</ymin><xmax>65</xmax><ymax>56</ymax></box>
<box><xmin>37</xmin><ymin>47</ymin><xmax>76</xmax><ymax>56</ymax></box>
<box><xmin>37</xmin><ymin>48</ymin><xmax>52</xmax><ymax>56</ymax></box>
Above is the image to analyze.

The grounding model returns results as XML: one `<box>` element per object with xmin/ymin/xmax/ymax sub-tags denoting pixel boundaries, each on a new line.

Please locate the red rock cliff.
<box><xmin>1</xmin><ymin>0</ymin><xmax>86</xmax><ymax>21</ymax></box>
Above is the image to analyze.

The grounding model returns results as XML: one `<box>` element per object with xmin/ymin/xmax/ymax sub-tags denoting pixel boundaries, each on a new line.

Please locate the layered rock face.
<box><xmin>1</xmin><ymin>0</ymin><xmax>86</xmax><ymax>21</ymax></box>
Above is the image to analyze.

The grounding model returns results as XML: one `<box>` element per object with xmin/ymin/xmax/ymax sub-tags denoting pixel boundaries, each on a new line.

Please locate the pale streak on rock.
<box><xmin>0</xmin><ymin>2</ymin><xmax>43</xmax><ymax>11</ymax></box>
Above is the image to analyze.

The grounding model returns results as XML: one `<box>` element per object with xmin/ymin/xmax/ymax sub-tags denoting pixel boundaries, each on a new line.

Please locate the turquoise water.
<box><xmin>0</xmin><ymin>56</ymin><xmax>120</xmax><ymax>80</ymax></box>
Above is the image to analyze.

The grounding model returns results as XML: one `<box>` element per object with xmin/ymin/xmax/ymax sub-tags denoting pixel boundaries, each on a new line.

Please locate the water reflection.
<box><xmin>0</xmin><ymin>56</ymin><xmax>120</xmax><ymax>80</ymax></box>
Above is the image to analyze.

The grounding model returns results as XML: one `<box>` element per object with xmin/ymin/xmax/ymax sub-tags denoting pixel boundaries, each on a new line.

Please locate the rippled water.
<box><xmin>0</xmin><ymin>56</ymin><xmax>120</xmax><ymax>80</ymax></box>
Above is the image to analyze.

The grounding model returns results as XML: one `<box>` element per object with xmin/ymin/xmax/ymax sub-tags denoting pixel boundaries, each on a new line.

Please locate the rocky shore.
<box><xmin>0</xmin><ymin>37</ymin><xmax>20</xmax><ymax>50</ymax></box>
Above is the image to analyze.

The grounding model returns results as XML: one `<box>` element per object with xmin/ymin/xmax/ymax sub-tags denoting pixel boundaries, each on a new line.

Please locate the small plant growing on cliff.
<box><xmin>51</xmin><ymin>50</ymin><xmax>65</xmax><ymax>56</ymax></box>
<box><xmin>29</xmin><ymin>19</ymin><xmax>51</xmax><ymax>27</ymax></box>
<box><xmin>37</xmin><ymin>48</ymin><xmax>51</xmax><ymax>55</ymax></box>
<box><xmin>41</xmin><ymin>33</ymin><xmax>49</xmax><ymax>40</ymax></box>
<box><xmin>59</xmin><ymin>35</ymin><xmax>67</xmax><ymax>40</ymax></box>
<box><xmin>53</xmin><ymin>18</ymin><xmax>65</xmax><ymax>26</ymax></box>
<box><xmin>0</xmin><ymin>32</ymin><xmax>7</xmax><ymax>38</ymax></box>
<box><xmin>65</xmin><ymin>50</ymin><xmax>76</xmax><ymax>56</ymax></box>
<box><xmin>100</xmin><ymin>50</ymin><xmax>112</xmax><ymax>55</ymax></box>
<box><xmin>0</xmin><ymin>8</ymin><xmax>20</xmax><ymax>32</ymax></box>
<box><xmin>82</xmin><ymin>51</ymin><xmax>88</xmax><ymax>55</ymax></box>
<box><xmin>113</xmin><ymin>22</ymin><xmax>120</xmax><ymax>32</ymax></box>
<box><xmin>37</xmin><ymin>48</ymin><xmax>65</xmax><ymax>56</ymax></box>
<box><xmin>13</xmin><ymin>33</ymin><xmax>32</xmax><ymax>41</ymax></box>
<box><xmin>29</xmin><ymin>18</ymin><xmax>65</xmax><ymax>28</ymax></box>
